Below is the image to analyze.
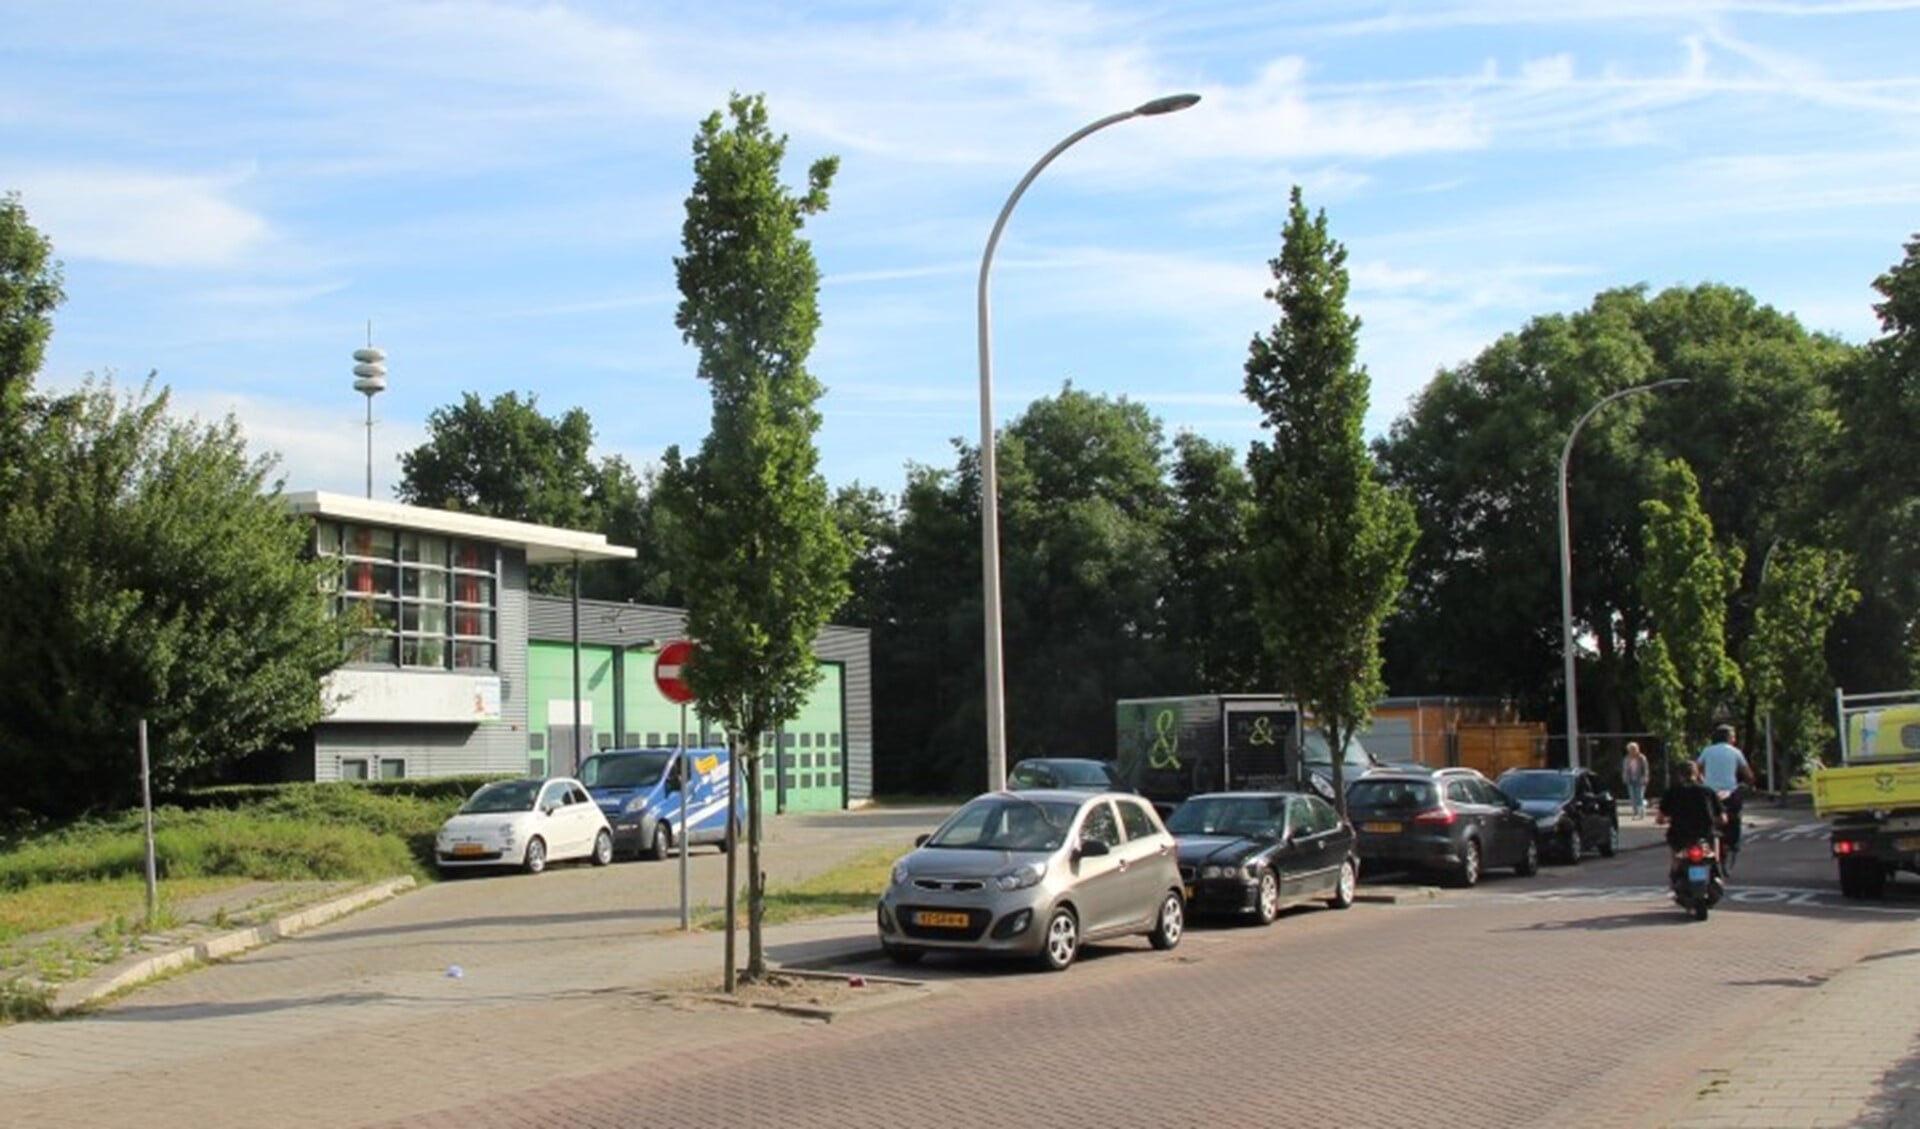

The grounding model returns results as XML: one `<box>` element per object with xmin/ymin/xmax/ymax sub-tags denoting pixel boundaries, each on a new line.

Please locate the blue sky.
<box><xmin>5</xmin><ymin>1</ymin><xmax>1917</xmax><ymax>501</ymax></box>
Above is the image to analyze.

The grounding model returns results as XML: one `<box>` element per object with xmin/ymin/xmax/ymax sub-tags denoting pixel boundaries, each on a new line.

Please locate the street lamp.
<box><xmin>1558</xmin><ymin>378</ymin><xmax>1689</xmax><ymax>771</ymax></box>
<box><xmin>977</xmin><ymin>93</ymin><xmax>1201</xmax><ymax>792</ymax></box>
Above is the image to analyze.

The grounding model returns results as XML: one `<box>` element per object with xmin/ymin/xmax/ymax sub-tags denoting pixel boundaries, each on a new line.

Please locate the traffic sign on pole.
<box><xmin>654</xmin><ymin>640</ymin><xmax>697</xmax><ymax>704</ymax></box>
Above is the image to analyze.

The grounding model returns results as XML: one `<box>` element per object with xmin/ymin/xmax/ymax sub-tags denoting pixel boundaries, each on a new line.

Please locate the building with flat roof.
<box><xmin>272</xmin><ymin>491</ymin><xmax>871</xmax><ymax>808</ymax></box>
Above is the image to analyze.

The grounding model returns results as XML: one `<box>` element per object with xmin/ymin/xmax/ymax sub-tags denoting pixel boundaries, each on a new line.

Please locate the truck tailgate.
<box><xmin>1813</xmin><ymin>761</ymin><xmax>1920</xmax><ymax>816</ymax></box>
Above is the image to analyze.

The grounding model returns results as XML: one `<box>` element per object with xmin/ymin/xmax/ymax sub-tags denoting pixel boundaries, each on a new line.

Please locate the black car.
<box><xmin>1345</xmin><ymin>767</ymin><xmax>1540</xmax><ymax>887</ymax></box>
<box><xmin>1498</xmin><ymin>768</ymin><xmax>1619</xmax><ymax>863</ymax></box>
<box><xmin>1166</xmin><ymin>791</ymin><xmax>1358</xmax><ymax>924</ymax></box>
<box><xmin>1008</xmin><ymin>758</ymin><xmax>1126</xmax><ymax>793</ymax></box>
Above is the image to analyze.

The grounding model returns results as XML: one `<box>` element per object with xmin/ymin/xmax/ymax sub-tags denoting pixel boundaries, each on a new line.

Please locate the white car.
<box><xmin>435</xmin><ymin>777</ymin><xmax>615</xmax><ymax>874</ymax></box>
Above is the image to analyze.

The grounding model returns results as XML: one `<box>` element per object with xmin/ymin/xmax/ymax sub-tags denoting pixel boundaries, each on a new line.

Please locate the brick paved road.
<box><xmin>4</xmin><ymin>805</ymin><xmax>1916</xmax><ymax>1129</ymax></box>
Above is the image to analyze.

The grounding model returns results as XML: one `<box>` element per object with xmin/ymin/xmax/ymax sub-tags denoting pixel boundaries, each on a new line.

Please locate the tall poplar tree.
<box><xmin>1637</xmin><ymin>458</ymin><xmax>1744</xmax><ymax>755</ymax></box>
<box><xmin>1244</xmin><ymin>187</ymin><xmax>1417</xmax><ymax>818</ymax></box>
<box><xmin>661</xmin><ymin>93</ymin><xmax>849</xmax><ymax>985</ymax></box>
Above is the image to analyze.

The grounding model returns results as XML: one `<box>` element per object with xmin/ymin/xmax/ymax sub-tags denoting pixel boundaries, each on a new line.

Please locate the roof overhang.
<box><xmin>284</xmin><ymin>491</ymin><xmax>638</xmax><ymax>565</ymax></box>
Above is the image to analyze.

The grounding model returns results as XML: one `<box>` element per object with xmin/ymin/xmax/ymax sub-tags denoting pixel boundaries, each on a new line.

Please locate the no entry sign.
<box><xmin>654</xmin><ymin>639</ymin><xmax>697</xmax><ymax>704</ymax></box>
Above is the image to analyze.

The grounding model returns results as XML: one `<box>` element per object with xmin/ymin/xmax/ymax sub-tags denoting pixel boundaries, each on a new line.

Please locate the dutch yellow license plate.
<box><xmin>1898</xmin><ymin>836</ymin><xmax>1920</xmax><ymax>851</ymax></box>
<box><xmin>453</xmin><ymin>843</ymin><xmax>487</xmax><ymax>856</ymax></box>
<box><xmin>1364</xmin><ymin>822</ymin><xmax>1402</xmax><ymax>834</ymax></box>
<box><xmin>1183</xmin><ymin>885</ymin><xmax>1194</xmax><ymax>901</ymax></box>
<box><xmin>914</xmin><ymin>910</ymin><xmax>969</xmax><ymax>929</ymax></box>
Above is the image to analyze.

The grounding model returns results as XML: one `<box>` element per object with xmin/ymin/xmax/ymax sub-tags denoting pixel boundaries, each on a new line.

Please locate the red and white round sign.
<box><xmin>654</xmin><ymin>639</ymin><xmax>697</xmax><ymax>704</ymax></box>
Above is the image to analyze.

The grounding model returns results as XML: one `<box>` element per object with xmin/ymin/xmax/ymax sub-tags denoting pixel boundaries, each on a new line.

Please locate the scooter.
<box><xmin>1671</xmin><ymin>838</ymin><xmax>1725</xmax><ymax>921</ymax></box>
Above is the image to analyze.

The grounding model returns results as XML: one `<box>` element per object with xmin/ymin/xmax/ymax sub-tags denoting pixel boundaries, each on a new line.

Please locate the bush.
<box><xmin>0</xmin><ymin>780</ymin><xmax>476</xmax><ymax>890</ymax></box>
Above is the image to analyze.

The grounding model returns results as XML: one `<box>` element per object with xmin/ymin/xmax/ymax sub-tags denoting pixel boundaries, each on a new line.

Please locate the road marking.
<box><xmin>1480</xmin><ymin>884</ymin><xmax>1920</xmax><ymax>915</ymax></box>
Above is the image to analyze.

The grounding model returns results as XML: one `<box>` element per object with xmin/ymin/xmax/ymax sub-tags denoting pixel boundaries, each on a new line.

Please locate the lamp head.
<box><xmin>1134</xmin><ymin>93</ymin><xmax>1201</xmax><ymax>116</ymax></box>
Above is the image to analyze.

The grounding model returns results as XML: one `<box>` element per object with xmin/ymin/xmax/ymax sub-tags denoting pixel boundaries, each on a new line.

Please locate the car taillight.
<box><xmin>1412</xmin><ymin>807</ymin><xmax>1456</xmax><ymax>826</ymax></box>
<box><xmin>1685</xmin><ymin>843</ymin><xmax>1707</xmax><ymax>862</ymax></box>
<box><xmin>1834</xmin><ymin>839</ymin><xmax>1861</xmax><ymax>856</ymax></box>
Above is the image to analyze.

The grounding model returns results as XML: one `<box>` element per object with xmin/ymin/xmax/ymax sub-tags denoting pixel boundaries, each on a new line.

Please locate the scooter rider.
<box><xmin>1696</xmin><ymin>724</ymin><xmax>1754</xmax><ymax>858</ymax></box>
<box><xmin>1657</xmin><ymin>760</ymin><xmax>1725</xmax><ymax>883</ymax></box>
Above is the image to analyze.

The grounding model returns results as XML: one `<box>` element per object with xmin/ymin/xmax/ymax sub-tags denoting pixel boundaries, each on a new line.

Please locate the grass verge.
<box><xmin>695</xmin><ymin>845</ymin><xmax>898</xmax><ymax>931</ymax></box>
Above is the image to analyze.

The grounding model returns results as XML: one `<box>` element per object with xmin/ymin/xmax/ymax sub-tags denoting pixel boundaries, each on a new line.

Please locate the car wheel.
<box><xmin>1565</xmin><ymin>825</ymin><xmax>1584</xmax><ymax>864</ymax></box>
<box><xmin>1038</xmin><ymin>907</ymin><xmax>1079</xmax><ymax>971</ymax></box>
<box><xmin>882</xmin><ymin>943</ymin><xmax>924</xmax><ymax>966</ymax></box>
<box><xmin>1254</xmin><ymin>871</ymin><xmax>1280</xmax><ymax>925</ymax></box>
<box><xmin>1327</xmin><ymin>858</ymin><xmax>1357</xmax><ymax>910</ymax></box>
<box><xmin>590</xmin><ymin>829</ymin><xmax>614</xmax><ymax>867</ymax></box>
<box><xmin>1450</xmin><ymin>838</ymin><xmax>1482</xmax><ymax>888</ymax></box>
<box><xmin>1149</xmin><ymin>891</ymin><xmax>1184</xmax><ymax>951</ymax></box>
<box><xmin>1599</xmin><ymin>822</ymin><xmax>1618</xmax><ymax>858</ymax></box>
<box><xmin>1515</xmin><ymin>835</ymin><xmax>1540</xmax><ymax>877</ymax></box>
<box><xmin>647</xmin><ymin>824</ymin><xmax>671</xmax><ymax>862</ymax></box>
<box><xmin>522</xmin><ymin>836</ymin><xmax>547</xmax><ymax>875</ymax></box>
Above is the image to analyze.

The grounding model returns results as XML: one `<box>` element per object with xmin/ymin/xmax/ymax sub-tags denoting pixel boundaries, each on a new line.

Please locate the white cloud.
<box><xmin>11</xmin><ymin>168</ymin><xmax>270</xmax><ymax>268</ymax></box>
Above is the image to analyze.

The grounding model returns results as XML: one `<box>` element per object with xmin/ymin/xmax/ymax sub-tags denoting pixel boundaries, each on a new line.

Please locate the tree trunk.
<box><xmin>746</xmin><ymin>728</ymin><xmax>766</xmax><ymax>981</ymax></box>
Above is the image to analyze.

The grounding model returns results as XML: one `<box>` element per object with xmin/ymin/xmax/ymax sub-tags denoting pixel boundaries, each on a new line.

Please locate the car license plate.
<box><xmin>453</xmin><ymin>843</ymin><xmax>487</xmax><ymax>856</ymax></box>
<box><xmin>1687</xmin><ymin>865</ymin><xmax>1711</xmax><ymax>883</ymax></box>
<box><xmin>913</xmin><ymin>910</ymin><xmax>969</xmax><ymax>929</ymax></box>
<box><xmin>1364</xmin><ymin>822</ymin><xmax>1402</xmax><ymax>834</ymax></box>
<box><xmin>1183</xmin><ymin>885</ymin><xmax>1194</xmax><ymax>901</ymax></box>
<box><xmin>1899</xmin><ymin>836</ymin><xmax>1920</xmax><ymax>851</ymax></box>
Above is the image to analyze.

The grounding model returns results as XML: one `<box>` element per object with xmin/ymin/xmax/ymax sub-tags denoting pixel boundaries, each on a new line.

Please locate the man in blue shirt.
<box><xmin>1696</xmin><ymin>724</ymin><xmax>1754</xmax><ymax>858</ymax></box>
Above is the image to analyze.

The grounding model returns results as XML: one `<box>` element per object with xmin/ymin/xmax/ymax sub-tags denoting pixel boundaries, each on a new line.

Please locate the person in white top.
<box><xmin>1695</xmin><ymin>724</ymin><xmax>1754</xmax><ymax>860</ymax></box>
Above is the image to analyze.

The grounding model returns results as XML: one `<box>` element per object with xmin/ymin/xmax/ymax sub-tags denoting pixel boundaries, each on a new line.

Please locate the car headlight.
<box><xmin>1203</xmin><ymin>863</ymin><xmax>1251</xmax><ymax>880</ymax></box>
<box><xmin>891</xmin><ymin>860</ymin><xmax>912</xmax><ymax>887</ymax></box>
<box><xmin>498</xmin><ymin>826</ymin><xmax>517</xmax><ymax>845</ymax></box>
<box><xmin>623</xmin><ymin>796</ymin><xmax>648</xmax><ymax>814</ymax></box>
<box><xmin>994</xmin><ymin>861</ymin><xmax>1046</xmax><ymax>891</ymax></box>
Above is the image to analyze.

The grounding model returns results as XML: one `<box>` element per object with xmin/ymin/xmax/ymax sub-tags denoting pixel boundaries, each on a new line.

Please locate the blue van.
<box><xmin>577</xmin><ymin>747</ymin><xmax>744</xmax><ymax>861</ymax></box>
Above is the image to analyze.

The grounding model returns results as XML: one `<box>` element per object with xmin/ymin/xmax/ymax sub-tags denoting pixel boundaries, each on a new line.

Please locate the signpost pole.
<box><xmin>678</xmin><ymin>702</ymin><xmax>690</xmax><ymax>931</ymax></box>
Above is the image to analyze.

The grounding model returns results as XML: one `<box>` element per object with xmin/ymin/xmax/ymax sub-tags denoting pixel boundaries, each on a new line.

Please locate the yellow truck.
<box><xmin>1817</xmin><ymin>691</ymin><xmax>1920</xmax><ymax>898</ymax></box>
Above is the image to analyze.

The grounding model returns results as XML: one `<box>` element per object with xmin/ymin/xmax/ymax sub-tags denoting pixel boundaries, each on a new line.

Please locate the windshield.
<box><xmin>579</xmin><ymin>752</ymin><xmax>671</xmax><ymax>790</ymax></box>
<box><xmin>459</xmin><ymin>779</ymin><xmax>541</xmax><ymax>814</ymax></box>
<box><xmin>1166</xmin><ymin>795</ymin><xmax>1287</xmax><ymax>839</ymax></box>
<box><xmin>925</xmin><ymin>796</ymin><xmax>1080</xmax><ymax>851</ymax></box>
<box><xmin>1500</xmin><ymin>774</ymin><xmax>1573</xmax><ymax>802</ymax></box>
<box><xmin>1347</xmin><ymin>779</ymin><xmax>1435</xmax><ymax>811</ymax></box>
<box><xmin>1301</xmin><ymin>731</ymin><xmax>1371</xmax><ymax>767</ymax></box>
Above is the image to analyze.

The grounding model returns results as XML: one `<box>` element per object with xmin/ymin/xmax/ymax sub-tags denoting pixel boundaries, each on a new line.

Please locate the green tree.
<box><xmin>397</xmin><ymin>390</ymin><xmax>645</xmax><ymax>598</ymax></box>
<box><xmin>996</xmin><ymin>384</ymin><xmax>1173</xmax><ymax>759</ymax></box>
<box><xmin>1163</xmin><ymin>432</ymin><xmax>1263</xmax><ymax>692</ymax></box>
<box><xmin>1827</xmin><ymin>235</ymin><xmax>1920</xmax><ymax>688</ymax></box>
<box><xmin>1377</xmin><ymin>284</ymin><xmax>1849</xmax><ymax>742</ymax></box>
<box><xmin>661</xmin><ymin>92</ymin><xmax>848</xmax><ymax>983</ymax></box>
<box><xmin>1743</xmin><ymin>543</ymin><xmax>1858</xmax><ymax>780</ymax></box>
<box><xmin>0</xmin><ymin>192</ymin><xmax>65</xmax><ymax>442</ymax></box>
<box><xmin>1637</xmin><ymin>459</ymin><xmax>1744</xmax><ymax>753</ymax></box>
<box><xmin>1244</xmin><ymin>188</ymin><xmax>1417</xmax><ymax>816</ymax></box>
<box><xmin>0</xmin><ymin>380</ymin><xmax>351</xmax><ymax>817</ymax></box>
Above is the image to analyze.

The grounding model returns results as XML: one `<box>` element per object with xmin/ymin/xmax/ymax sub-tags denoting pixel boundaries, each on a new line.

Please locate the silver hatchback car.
<box><xmin>876</xmin><ymin>789</ymin><xmax>1185</xmax><ymax>971</ymax></box>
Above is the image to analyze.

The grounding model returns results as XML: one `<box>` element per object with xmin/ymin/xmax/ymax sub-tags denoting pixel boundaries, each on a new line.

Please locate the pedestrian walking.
<box><xmin>1622</xmin><ymin>741</ymin><xmax>1650</xmax><ymax>819</ymax></box>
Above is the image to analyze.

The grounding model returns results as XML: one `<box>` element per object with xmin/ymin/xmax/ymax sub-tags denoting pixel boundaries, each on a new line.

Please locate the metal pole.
<box><xmin>977</xmin><ymin>93</ymin><xmax>1200</xmax><ymax>792</ymax></box>
<box><xmin>139</xmin><ymin>719</ymin><xmax>158</xmax><ymax>927</ymax></box>
<box><xmin>364</xmin><ymin>395</ymin><xmax>374</xmax><ymax>499</ymax></box>
<box><xmin>687</xmin><ymin>702</ymin><xmax>695</xmax><ymax>929</ymax></box>
<box><xmin>723</xmin><ymin>722</ymin><xmax>739</xmax><ymax>993</ymax></box>
<box><xmin>570</xmin><ymin>558</ymin><xmax>582</xmax><ymax>777</ymax></box>
<box><xmin>1557</xmin><ymin>379</ymin><xmax>1689</xmax><ymax>771</ymax></box>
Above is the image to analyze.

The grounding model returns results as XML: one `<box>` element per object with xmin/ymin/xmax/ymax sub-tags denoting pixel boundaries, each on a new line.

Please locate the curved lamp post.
<box><xmin>977</xmin><ymin>93</ymin><xmax>1201</xmax><ymax>792</ymax></box>
<box><xmin>1558</xmin><ymin>378</ymin><xmax>1689</xmax><ymax>771</ymax></box>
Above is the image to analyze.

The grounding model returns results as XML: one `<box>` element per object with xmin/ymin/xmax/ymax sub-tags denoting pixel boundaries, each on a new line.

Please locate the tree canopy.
<box><xmin>0</xmin><ymin>381</ymin><xmax>351</xmax><ymax>816</ymax></box>
<box><xmin>661</xmin><ymin>92</ymin><xmax>848</xmax><ymax>980</ymax></box>
<box><xmin>1244</xmin><ymin>188</ymin><xmax>1417</xmax><ymax>814</ymax></box>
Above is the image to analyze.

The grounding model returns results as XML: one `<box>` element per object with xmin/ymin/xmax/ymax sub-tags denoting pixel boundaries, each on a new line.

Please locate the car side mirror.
<box><xmin>914</xmin><ymin>833</ymin><xmax>931</xmax><ymax>847</ymax></box>
<box><xmin>1077</xmin><ymin>839</ymin><xmax>1111</xmax><ymax>858</ymax></box>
